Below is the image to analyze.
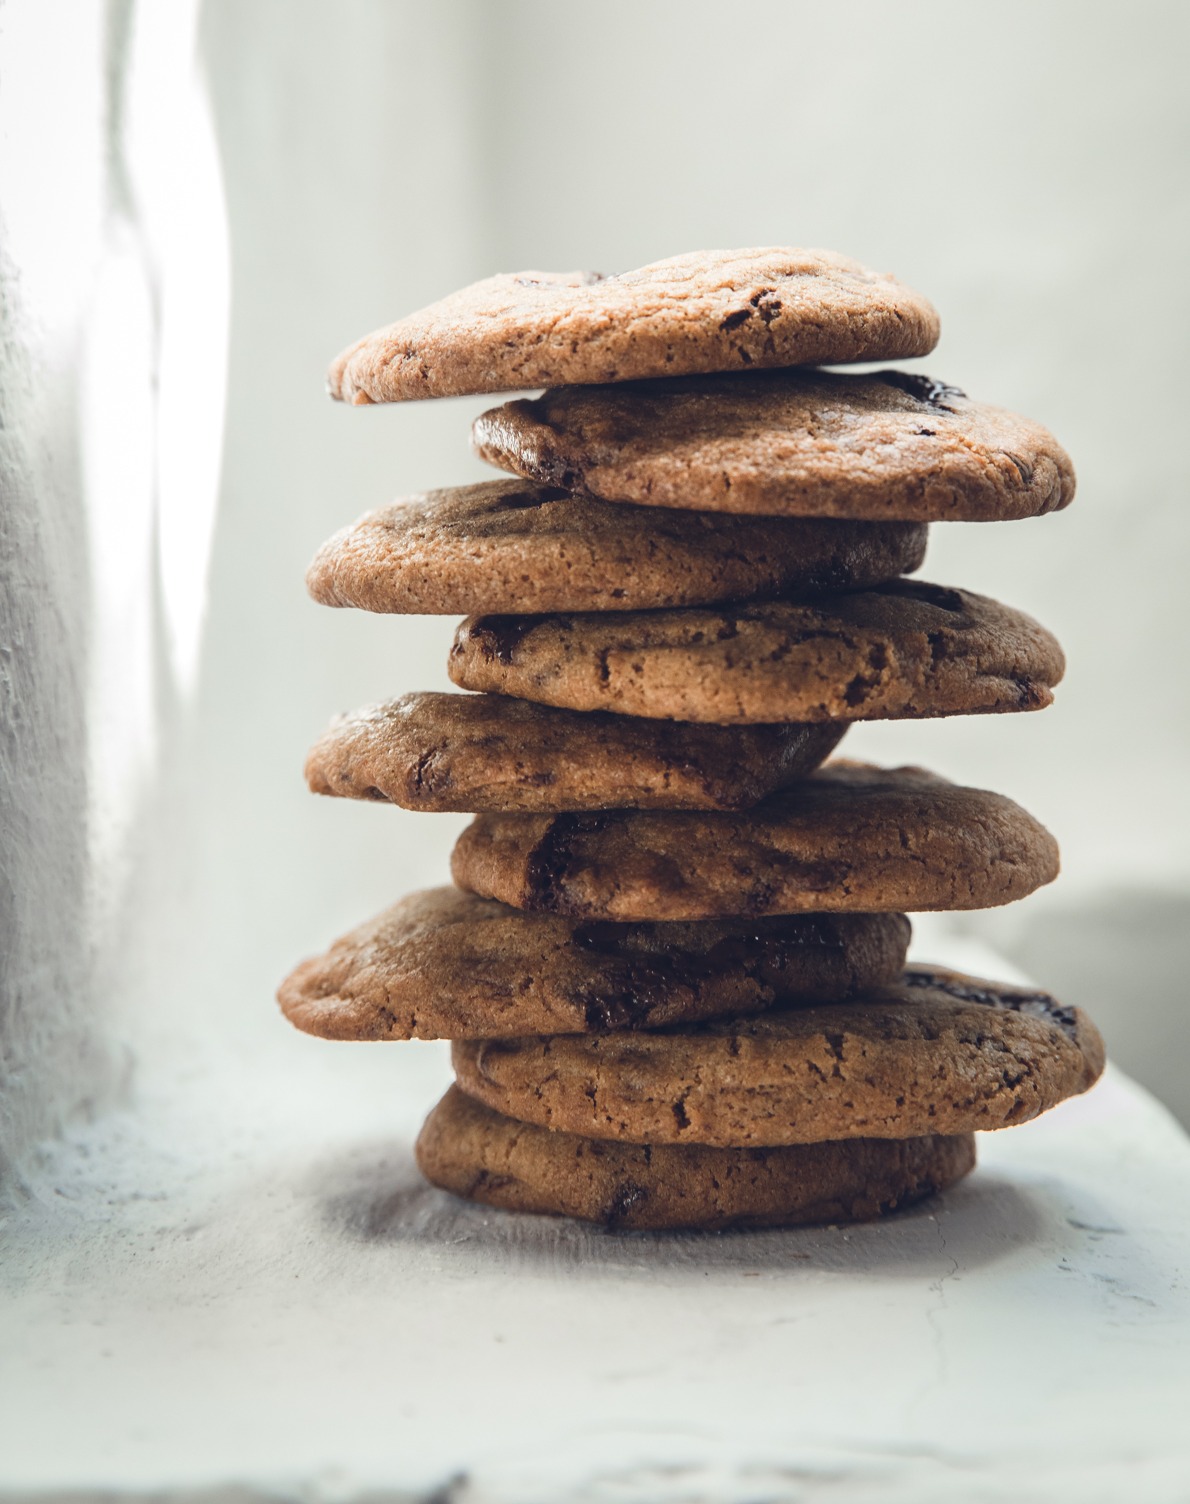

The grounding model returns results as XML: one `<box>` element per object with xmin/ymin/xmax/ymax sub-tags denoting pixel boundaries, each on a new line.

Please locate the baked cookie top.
<box><xmin>306</xmin><ymin>480</ymin><xmax>928</xmax><ymax>616</ymax></box>
<box><xmin>304</xmin><ymin>693</ymin><xmax>845</xmax><ymax>814</ymax></box>
<box><xmin>327</xmin><ymin>248</ymin><xmax>939</xmax><ymax>403</ymax></box>
<box><xmin>450</xmin><ymin>761</ymin><xmax>1060</xmax><ymax>921</ymax></box>
<box><xmin>448</xmin><ymin>580</ymin><xmax>1064</xmax><ymax>724</ymax></box>
<box><xmin>451</xmin><ymin>964</ymin><xmax>1105</xmax><ymax>1146</ymax></box>
<box><xmin>417</xmin><ymin>1086</ymin><xmax>976</xmax><ymax>1231</ymax></box>
<box><xmin>277</xmin><ymin>886</ymin><xmax>910</xmax><ymax>1040</ymax></box>
<box><xmin>473</xmin><ymin>370</ymin><xmax>1075</xmax><ymax>522</ymax></box>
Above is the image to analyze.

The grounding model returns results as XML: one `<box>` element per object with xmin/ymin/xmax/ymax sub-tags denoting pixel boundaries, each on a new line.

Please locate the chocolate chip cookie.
<box><xmin>304</xmin><ymin>693</ymin><xmax>846</xmax><ymax>813</ymax></box>
<box><xmin>416</xmin><ymin>1085</ymin><xmax>975</xmax><ymax>1230</ymax></box>
<box><xmin>328</xmin><ymin>249</ymin><xmax>940</xmax><ymax>403</ymax></box>
<box><xmin>277</xmin><ymin>887</ymin><xmax>911</xmax><ymax>1040</ymax></box>
<box><xmin>451</xmin><ymin>965</ymin><xmax>1105</xmax><ymax>1145</ymax></box>
<box><xmin>448</xmin><ymin>581</ymin><xmax>1064</xmax><ymax>724</ymax></box>
<box><xmin>306</xmin><ymin>480</ymin><xmax>928</xmax><ymax>615</ymax></box>
<box><xmin>450</xmin><ymin>762</ymin><xmax>1060</xmax><ymax>920</ymax></box>
<box><xmin>473</xmin><ymin>369</ymin><xmax>1075</xmax><ymax>522</ymax></box>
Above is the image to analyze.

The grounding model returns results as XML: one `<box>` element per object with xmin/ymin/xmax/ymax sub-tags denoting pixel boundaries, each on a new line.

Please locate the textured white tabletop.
<box><xmin>3</xmin><ymin>1007</ymin><xmax>1190</xmax><ymax>1504</ymax></box>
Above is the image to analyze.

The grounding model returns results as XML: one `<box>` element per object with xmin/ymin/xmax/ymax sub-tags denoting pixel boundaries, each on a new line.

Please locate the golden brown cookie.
<box><xmin>328</xmin><ymin>249</ymin><xmax>940</xmax><ymax>403</ymax></box>
<box><xmin>277</xmin><ymin>888</ymin><xmax>911</xmax><ymax>1040</ymax></box>
<box><xmin>448</xmin><ymin>581</ymin><xmax>1064</xmax><ymax>725</ymax></box>
<box><xmin>417</xmin><ymin>1086</ymin><xmax>974</xmax><ymax>1230</ymax></box>
<box><xmin>304</xmin><ymin>693</ymin><xmax>846</xmax><ymax>813</ymax></box>
<box><xmin>473</xmin><ymin>369</ymin><xmax>1075</xmax><ymax>522</ymax></box>
<box><xmin>450</xmin><ymin>762</ymin><xmax>1060</xmax><ymax>921</ymax></box>
<box><xmin>452</xmin><ymin>965</ymin><xmax>1104</xmax><ymax>1147</ymax></box>
<box><xmin>305</xmin><ymin>480</ymin><xmax>928</xmax><ymax>615</ymax></box>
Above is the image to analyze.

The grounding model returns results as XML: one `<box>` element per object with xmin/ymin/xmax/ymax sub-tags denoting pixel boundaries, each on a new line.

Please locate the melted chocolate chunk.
<box><xmin>570</xmin><ymin>927</ymin><xmax>688</xmax><ymax>1030</ymax></box>
<box><xmin>580</xmin><ymin>989</ymin><xmax>656</xmax><ymax>1031</ymax></box>
<box><xmin>463</xmin><ymin>614</ymin><xmax>545</xmax><ymax>664</ymax></box>
<box><xmin>750</xmin><ymin>289</ymin><xmax>783</xmax><ymax>324</ymax></box>
<box><xmin>524</xmin><ymin>813</ymin><xmax>613</xmax><ymax>910</ymax></box>
<box><xmin>903</xmin><ymin>969</ymin><xmax>1078</xmax><ymax>1039</ymax></box>
<box><xmin>604</xmin><ymin>1181</ymin><xmax>650</xmax><ymax>1227</ymax></box>
<box><xmin>568</xmin><ymin>916</ymin><xmax>855</xmax><ymax>1031</ymax></box>
<box><xmin>1012</xmin><ymin>675</ymin><xmax>1049</xmax><ymax>710</ymax></box>
<box><xmin>873</xmin><ymin>370</ymin><xmax>967</xmax><ymax>410</ymax></box>
<box><xmin>572</xmin><ymin>920</ymin><xmax>643</xmax><ymax>957</ymax></box>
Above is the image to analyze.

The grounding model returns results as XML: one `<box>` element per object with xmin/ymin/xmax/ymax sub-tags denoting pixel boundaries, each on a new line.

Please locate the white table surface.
<box><xmin>3</xmin><ymin>975</ymin><xmax>1190</xmax><ymax>1504</ymax></box>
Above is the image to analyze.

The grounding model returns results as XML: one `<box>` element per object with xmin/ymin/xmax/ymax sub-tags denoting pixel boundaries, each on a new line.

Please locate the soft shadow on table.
<box><xmin>307</xmin><ymin>1138</ymin><xmax>1097</xmax><ymax>1279</ymax></box>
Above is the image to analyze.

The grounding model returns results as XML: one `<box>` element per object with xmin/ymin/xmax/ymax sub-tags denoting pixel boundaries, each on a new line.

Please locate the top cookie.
<box><xmin>327</xmin><ymin>249</ymin><xmax>940</xmax><ymax>403</ymax></box>
<box><xmin>472</xmin><ymin>370</ymin><xmax>1076</xmax><ymax>522</ymax></box>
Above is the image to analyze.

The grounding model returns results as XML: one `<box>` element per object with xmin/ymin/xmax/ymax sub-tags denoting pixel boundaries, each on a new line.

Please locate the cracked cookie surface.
<box><xmin>277</xmin><ymin>887</ymin><xmax>911</xmax><ymax>1040</ymax></box>
<box><xmin>473</xmin><ymin>369</ymin><xmax>1075</xmax><ymax>522</ymax></box>
<box><xmin>416</xmin><ymin>1085</ymin><xmax>975</xmax><ymax>1230</ymax></box>
<box><xmin>304</xmin><ymin>692</ymin><xmax>846</xmax><ymax>813</ymax></box>
<box><xmin>327</xmin><ymin>248</ymin><xmax>939</xmax><ymax>403</ymax></box>
<box><xmin>450</xmin><ymin>761</ymin><xmax>1060</xmax><ymax>920</ymax></box>
<box><xmin>305</xmin><ymin>479</ymin><xmax>928</xmax><ymax>615</ymax></box>
<box><xmin>448</xmin><ymin>580</ymin><xmax>1064</xmax><ymax>724</ymax></box>
<box><xmin>451</xmin><ymin>965</ymin><xmax>1104</xmax><ymax>1147</ymax></box>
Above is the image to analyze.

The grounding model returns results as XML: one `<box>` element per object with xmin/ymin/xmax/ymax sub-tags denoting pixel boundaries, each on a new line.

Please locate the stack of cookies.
<box><xmin>280</xmin><ymin>249</ymin><xmax>1104</xmax><ymax>1232</ymax></box>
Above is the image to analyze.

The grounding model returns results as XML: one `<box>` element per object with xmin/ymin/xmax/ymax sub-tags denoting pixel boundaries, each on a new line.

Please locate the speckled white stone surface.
<box><xmin>3</xmin><ymin>1002</ymin><xmax>1189</xmax><ymax>1504</ymax></box>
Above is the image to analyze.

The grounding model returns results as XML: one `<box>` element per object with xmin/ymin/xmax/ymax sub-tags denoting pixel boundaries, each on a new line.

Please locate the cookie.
<box><xmin>277</xmin><ymin>888</ymin><xmax>911</xmax><ymax>1040</ymax></box>
<box><xmin>473</xmin><ymin>369</ymin><xmax>1075</xmax><ymax>523</ymax></box>
<box><xmin>305</xmin><ymin>480</ymin><xmax>928</xmax><ymax>616</ymax></box>
<box><xmin>448</xmin><ymin>580</ymin><xmax>1064</xmax><ymax>725</ymax></box>
<box><xmin>452</xmin><ymin>965</ymin><xmax>1105</xmax><ymax>1148</ymax></box>
<box><xmin>416</xmin><ymin>1086</ymin><xmax>975</xmax><ymax>1230</ymax></box>
<box><xmin>304</xmin><ymin>693</ymin><xmax>846</xmax><ymax>813</ymax></box>
<box><xmin>328</xmin><ymin>248</ymin><xmax>940</xmax><ymax>403</ymax></box>
<box><xmin>450</xmin><ymin>762</ymin><xmax>1059</xmax><ymax>921</ymax></box>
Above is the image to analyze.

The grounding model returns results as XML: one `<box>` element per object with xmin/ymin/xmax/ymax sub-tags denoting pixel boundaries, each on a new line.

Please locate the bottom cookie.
<box><xmin>416</xmin><ymin>1086</ymin><xmax>976</xmax><ymax>1232</ymax></box>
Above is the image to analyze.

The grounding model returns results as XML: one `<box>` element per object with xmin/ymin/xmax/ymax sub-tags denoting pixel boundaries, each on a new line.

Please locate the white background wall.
<box><xmin>3</xmin><ymin>0</ymin><xmax>1189</xmax><ymax>1186</ymax></box>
